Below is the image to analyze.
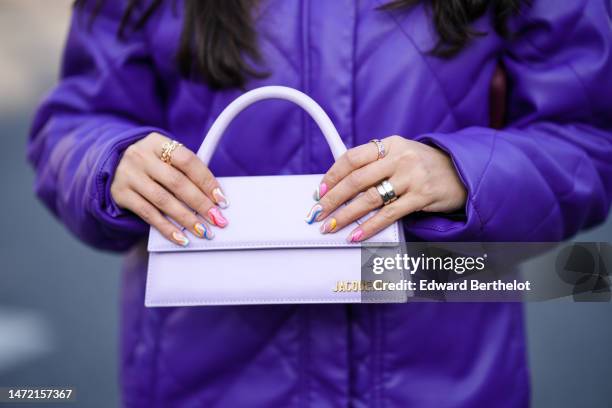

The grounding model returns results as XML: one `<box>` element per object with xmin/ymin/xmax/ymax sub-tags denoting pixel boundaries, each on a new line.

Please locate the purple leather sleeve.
<box><xmin>405</xmin><ymin>1</ymin><xmax>612</xmax><ymax>242</ymax></box>
<box><xmin>27</xmin><ymin>1</ymin><xmax>171</xmax><ymax>251</ymax></box>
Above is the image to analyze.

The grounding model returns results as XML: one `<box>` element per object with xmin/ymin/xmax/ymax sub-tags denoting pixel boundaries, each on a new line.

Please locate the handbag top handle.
<box><xmin>197</xmin><ymin>86</ymin><xmax>348</xmax><ymax>165</ymax></box>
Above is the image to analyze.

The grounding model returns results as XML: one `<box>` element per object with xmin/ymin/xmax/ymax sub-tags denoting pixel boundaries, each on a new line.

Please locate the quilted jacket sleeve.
<box><xmin>28</xmin><ymin>1</ymin><xmax>171</xmax><ymax>251</ymax></box>
<box><xmin>405</xmin><ymin>0</ymin><xmax>612</xmax><ymax>241</ymax></box>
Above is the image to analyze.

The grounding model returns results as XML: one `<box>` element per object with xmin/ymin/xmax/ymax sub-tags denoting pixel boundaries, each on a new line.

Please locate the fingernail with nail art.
<box><xmin>305</xmin><ymin>204</ymin><xmax>323</xmax><ymax>224</ymax></box>
<box><xmin>212</xmin><ymin>187</ymin><xmax>229</xmax><ymax>209</ymax></box>
<box><xmin>320</xmin><ymin>218</ymin><xmax>337</xmax><ymax>234</ymax></box>
<box><xmin>313</xmin><ymin>182</ymin><xmax>328</xmax><ymax>201</ymax></box>
<box><xmin>172</xmin><ymin>231</ymin><xmax>190</xmax><ymax>246</ymax></box>
<box><xmin>194</xmin><ymin>222</ymin><xmax>214</xmax><ymax>240</ymax></box>
<box><xmin>208</xmin><ymin>207</ymin><xmax>228</xmax><ymax>227</ymax></box>
<box><xmin>347</xmin><ymin>228</ymin><xmax>364</xmax><ymax>243</ymax></box>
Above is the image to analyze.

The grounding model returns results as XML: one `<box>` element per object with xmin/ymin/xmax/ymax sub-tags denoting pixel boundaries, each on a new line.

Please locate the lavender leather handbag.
<box><xmin>145</xmin><ymin>86</ymin><xmax>405</xmax><ymax>306</ymax></box>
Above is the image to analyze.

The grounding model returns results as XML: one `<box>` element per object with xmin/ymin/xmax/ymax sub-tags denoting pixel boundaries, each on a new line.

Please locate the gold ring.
<box><xmin>160</xmin><ymin>140</ymin><xmax>182</xmax><ymax>164</ymax></box>
<box><xmin>369</xmin><ymin>139</ymin><xmax>386</xmax><ymax>160</ymax></box>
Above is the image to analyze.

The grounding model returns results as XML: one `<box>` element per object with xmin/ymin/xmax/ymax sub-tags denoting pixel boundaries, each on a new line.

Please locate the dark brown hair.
<box><xmin>77</xmin><ymin>0</ymin><xmax>526</xmax><ymax>89</ymax></box>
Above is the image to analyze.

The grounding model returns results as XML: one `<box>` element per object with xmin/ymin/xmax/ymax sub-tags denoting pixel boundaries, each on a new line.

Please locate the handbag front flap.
<box><xmin>147</xmin><ymin>174</ymin><xmax>401</xmax><ymax>252</ymax></box>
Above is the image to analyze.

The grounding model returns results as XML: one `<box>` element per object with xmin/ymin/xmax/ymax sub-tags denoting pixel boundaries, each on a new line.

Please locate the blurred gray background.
<box><xmin>0</xmin><ymin>2</ymin><xmax>610</xmax><ymax>407</ymax></box>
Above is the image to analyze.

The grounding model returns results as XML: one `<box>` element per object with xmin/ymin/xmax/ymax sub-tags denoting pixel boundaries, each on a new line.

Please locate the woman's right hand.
<box><xmin>110</xmin><ymin>132</ymin><xmax>229</xmax><ymax>246</ymax></box>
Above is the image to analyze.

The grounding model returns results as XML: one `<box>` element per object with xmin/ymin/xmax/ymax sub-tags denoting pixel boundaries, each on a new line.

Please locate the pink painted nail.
<box><xmin>172</xmin><ymin>231</ymin><xmax>190</xmax><ymax>246</ymax></box>
<box><xmin>347</xmin><ymin>228</ymin><xmax>364</xmax><ymax>243</ymax></box>
<box><xmin>313</xmin><ymin>182</ymin><xmax>328</xmax><ymax>201</ymax></box>
<box><xmin>208</xmin><ymin>207</ymin><xmax>228</xmax><ymax>228</ymax></box>
<box><xmin>320</xmin><ymin>218</ymin><xmax>337</xmax><ymax>234</ymax></box>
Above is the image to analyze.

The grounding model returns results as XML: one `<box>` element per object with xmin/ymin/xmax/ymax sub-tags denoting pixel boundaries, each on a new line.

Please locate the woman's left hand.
<box><xmin>306</xmin><ymin>136</ymin><xmax>467</xmax><ymax>242</ymax></box>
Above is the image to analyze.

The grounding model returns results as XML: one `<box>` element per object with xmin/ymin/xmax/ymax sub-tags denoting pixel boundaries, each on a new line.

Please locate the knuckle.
<box><xmin>176</xmin><ymin>210</ymin><xmax>194</xmax><ymax>227</ymax></box>
<box><xmin>320</xmin><ymin>195</ymin><xmax>338</xmax><ymax>211</ymax></box>
<box><xmin>386</xmin><ymin>135</ymin><xmax>407</xmax><ymax>149</ymax></box>
<box><xmin>114</xmin><ymin>164</ymin><xmax>129</xmax><ymax>181</ymax></box>
<box><xmin>180</xmin><ymin>151</ymin><xmax>196</xmax><ymax>168</ymax></box>
<box><xmin>146</xmin><ymin>132</ymin><xmax>164</xmax><ymax>143</ymax></box>
<box><xmin>171</xmin><ymin>151</ymin><xmax>189</xmax><ymax>168</ymax></box>
<box><xmin>142</xmin><ymin>132</ymin><xmax>165</xmax><ymax>149</ymax></box>
<box><xmin>152</xmin><ymin>190</ymin><xmax>170</xmax><ymax>208</ymax></box>
<box><xmin>185</xmin><ymin>190</ymin><xmax>206</xmax><ymax>211</ymax></box>
<box><xmin>327</xmin><ymin>197</ymin><xmax>341</xmax><ymax>209</ymax></box>
<box><xmin>379</xmin><ymin>206</ymin><xmax>397</xmax><ymax>222</ymax></box>
<box><xmin>325</xmin><ymin>169</ymin><xmax>340</xmax><ymax>186</ymax></box>
<box><xmin>365</xmin><ymin>187</ymin><xmax>382</xmax><ymax>206</ymax></box>
<box><xmin>387</xmin><ymin>135</ymin><xmax>402</xmax><ymax>144</ymax></box>
<box><xmin>411</xmin><ymin>165</ymin><xmax>427</xmax><ymax>186</ymax></box>
<box><xmin>123</xmin><ymin>144</ymin><xmax>141</xmax><ymax>161</ymax></box>
<box><xmin>110</xmin><ymin>184</ymin><xmax>125</xmax><ymax>203</ymax></box>
<box><xmin>199</xmin><ymin>174</ymin><xmax>217</xmax><ymax>193</ymax></box>
<box><xmin>345</xmin><ymin>149</ymin><xmax>361</xmax><ymax>168</ymax></box>
<box><xmin>420</xmin><ymin>180</ymin><xmax>434</xmax><ymax>197</ymax></box>
<box><xmin>345</xmin><ymin>173</ymin><xmax>362</xmax><ymax>190</ymax></box>
<box><xmin>167</xmin><ymin>172</ymin><xmax>183</xmax><ymax>191</ymax></box>
<box><xmin>124</xmin><ymin>171</ymin><xmax>142</xmax><ymax>188</ymax></box>
<box><xmin>137</xmin><ymin>205</ymin><xmax>153</xmax><ymax>223</ymax></box>
<box><xmin>398</xmin><ymin>149</ymin><xmax>419</xmax><ymax>166</ymax></box>
<box><xmin>399</xmin><ymin>146</ymin><xmax>416</xmax><ymax>159</ymax></box>
<box><xmin>414</xmin><ymin>198</ymin><xmax>427</xmax><ymax>212</ymax></box>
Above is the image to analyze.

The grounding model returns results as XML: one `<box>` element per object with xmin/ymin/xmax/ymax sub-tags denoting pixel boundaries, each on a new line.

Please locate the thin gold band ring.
<box><xmin>369</xmin><ymin>139</ymin><xmax>386</xmax><ymax>160</ymax></box>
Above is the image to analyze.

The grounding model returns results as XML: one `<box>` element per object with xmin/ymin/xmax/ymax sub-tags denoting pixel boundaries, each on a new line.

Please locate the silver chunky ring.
<box><xmin>369</xmin><ymin>139</ymin><xmax>386</xmax><ymax>160</ymax></box>
<box><xmin>376</xmin><ymin>179</ymin><xmax>397</xmax><ymax>205</ymax></box>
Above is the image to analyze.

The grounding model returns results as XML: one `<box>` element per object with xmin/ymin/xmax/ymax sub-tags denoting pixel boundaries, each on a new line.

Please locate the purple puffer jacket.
<box><xmin>28</xmin><ymin>0</ymin><xmax>612</xmax><ymax>407</ymax></box>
